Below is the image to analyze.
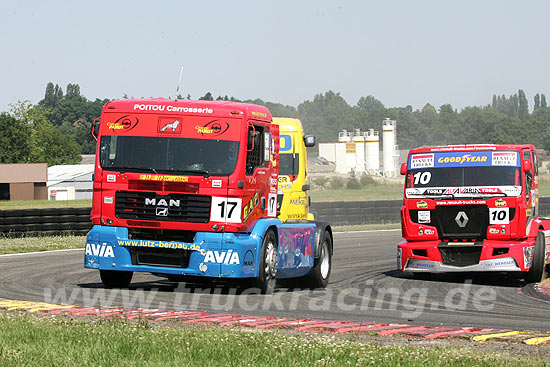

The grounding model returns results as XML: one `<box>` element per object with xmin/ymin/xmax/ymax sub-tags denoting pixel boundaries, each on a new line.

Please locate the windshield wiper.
<box><xmin>427</xmin><ymin>194</ymin><xmax>455</xmax><ymax>200</ymax></box>
<box><xmin>106</xmin><ymin>166</ymin><xmax>158</xmax><ymax>174</ymax></box>
<box><xmin>162</xmin><ymin>169</ymin><xmax>210</xmax><ymax>177</ymax></box>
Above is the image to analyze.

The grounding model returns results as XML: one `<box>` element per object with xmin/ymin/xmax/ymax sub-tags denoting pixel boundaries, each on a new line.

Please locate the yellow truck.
<box><xmin>273</xmin><ymin>118</ymin><xmax>315</xmax><ymax>221</ymax></box>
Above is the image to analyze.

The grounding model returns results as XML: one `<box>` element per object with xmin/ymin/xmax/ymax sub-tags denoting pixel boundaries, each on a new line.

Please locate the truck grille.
<box><xmin>439</xmin><ymin>245</ymin><xmax>482</xmax><ymax>267</ymax></box>
<box><xmin>115</xmin><ymin>191</ymin><xmax>211</xmax><ymax>223</ymax></box>
<box><xmin>130</xmin><ymin>247</ymin><xmax>191</xmax><ymax>268</ymax></box>
<box><xmin>434</xmin><ymin>205</ymin><xmax>488</xmax><ymax>239</ymax></box>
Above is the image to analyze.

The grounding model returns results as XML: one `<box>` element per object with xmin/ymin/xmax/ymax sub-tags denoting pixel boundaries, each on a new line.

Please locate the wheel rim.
<box><xmin>264</xmin><ymin>240</ymin><xmax>277</xmax><ymax>279</ymax></box>
<box><xmin>320</xmin><ymin>241</ymin><xmax>330</xmax><ymax>279</ymax></box>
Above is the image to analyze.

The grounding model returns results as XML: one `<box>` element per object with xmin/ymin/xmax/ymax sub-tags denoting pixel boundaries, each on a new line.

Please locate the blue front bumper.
<box><xmin>84</xmin><ymin>225</ymin><xmax>261</xmax><ymax>278</ymax></box>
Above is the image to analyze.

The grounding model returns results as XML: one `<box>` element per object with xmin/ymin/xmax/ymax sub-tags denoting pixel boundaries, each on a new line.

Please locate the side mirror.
<box><xmin>91</xmin><ymin>118</ymin><xmax>100</xmax><ymax>141</ymax></box>
<box><xmin>302</xmin><ymin>184</ymin><xmax>310</xmax><ymax>191</ymax></box>
<box><xmin>304</xmin><ymin>135</ymin><xmax>316</xmax><ymax>147</ymax></box>
<box><xmin>400</xmin><ymin>162</ymin><xmax>407</xmax><ymax>175</ymax></box>
<box><xmin>523</xmin><ymin>159</ymin><xmax>532</xmax><ymax>173</ymax></box>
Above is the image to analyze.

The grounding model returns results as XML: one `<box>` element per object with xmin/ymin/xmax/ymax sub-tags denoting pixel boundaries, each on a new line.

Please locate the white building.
<box><xmin>47</xmin><ymin>164</ymin><xmax>94</xmax><ymax>200</ymax></box>
<box><xmin>318</xmin><ymin>118</ymin><xmax>399</xmax><ymax>177</ymax></box>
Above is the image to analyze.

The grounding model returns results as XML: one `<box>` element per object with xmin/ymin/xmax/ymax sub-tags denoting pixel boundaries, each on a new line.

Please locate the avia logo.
<box><xmin>158</xmin><ymin>117</ymin><xmax>182</xmax><ymax>134</ymax></box>
<box><xmin>85</xmin><ymin>243</ymin><xmax>115</xmax><ymax>258</ymax></box>
<box><xmin>145</xmin><ymin>198</ymin><xmax>181</xmax><ymax>207</ymax></box>
<box><xmin>204</xmin><ymin>250</ymin><xmax>240</xmax><ymax>265</ymax></box>
<box><xmin>196</xmin><ymin>120</ymin><xmax>230</xmax><ymax>137</ymax></box>
<box><xmin>455</xmin><ymin>211</ymin><xmax>469</xmax><ymax>228</ymax></box>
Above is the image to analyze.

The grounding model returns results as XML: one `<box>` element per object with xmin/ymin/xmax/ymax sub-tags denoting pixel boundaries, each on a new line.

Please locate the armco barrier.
<box><xmin>0</xmin><ymin>207</ymin><xmax>92</xmax><ymax>237</ymax></box>
<box><xmin>310</xmin><ymin>200</ymin><xmax>402</xmax><ymax>225</ymax></box>
<box><xmin>2</xmin><ymin>197</ymin><xmax>550</xmax><ymax>236</ymax></box>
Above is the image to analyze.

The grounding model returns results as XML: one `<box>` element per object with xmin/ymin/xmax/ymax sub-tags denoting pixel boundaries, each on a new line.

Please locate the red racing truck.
<box><xmin>398</xmin><ymin>144</ymin><xmax>550</xmax><ymax>282</ymax></box>
<box><xmin>85</xmin><ymin>99</ymin><xmax>332</xmax><ymax>293</ymax></box>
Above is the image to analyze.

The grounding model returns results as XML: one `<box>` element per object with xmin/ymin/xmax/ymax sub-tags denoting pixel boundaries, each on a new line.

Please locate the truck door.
<box><xmin>523</xmin><ymin>149</ymin><xmax>535</xmax><ymax>220</ymax></box>
<box><xmin>241</xmin><ymin>121</ymin><xmax>272</xmax><ymax>230</ymax></box>
<box><xmin>278</xmin><ymin>132</ymin><xmax>307</xmax><ymax>221</ymax></box>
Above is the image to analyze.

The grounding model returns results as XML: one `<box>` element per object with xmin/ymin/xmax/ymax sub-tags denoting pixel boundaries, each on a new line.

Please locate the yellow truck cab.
<box><xmin>273</xmin><ymin>118</ymin><xmax>316</xmax><ymax>222</ymax></box>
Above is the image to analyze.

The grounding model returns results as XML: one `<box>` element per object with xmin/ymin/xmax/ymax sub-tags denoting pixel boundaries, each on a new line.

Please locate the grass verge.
<box><xmin>310</xmin><ymin>185</ymin><xmax>403</xmax><ymax>202</ymax></box>
<box><xmin>0</xmin><ymin>235</ymin><xmax>84</xmax><ymax>255</ymax></box>
<box><xmin>0</xmin><ymin>313</ymin><xmax>542</xmax><ymax>367</ymax></box>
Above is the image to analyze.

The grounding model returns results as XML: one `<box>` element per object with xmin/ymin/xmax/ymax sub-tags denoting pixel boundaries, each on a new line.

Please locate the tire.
<box><xmin>99</xmin><ymin>270</ymin><xmax>133</xmax><ymax>288</ymax></box>
<box><xmin>303</xmin><ymin>230</ymin><xmax>332</xmax><ymax>289</ymax></box>
<box><xmin>525</xmin><ymin>232</ymin><xmax>546</xmax><ymax>283</ymax></box>
<box><xmin>255</xmin><ymin>230</ymin><xmax>278</xmax><ymax>294</ymax></box>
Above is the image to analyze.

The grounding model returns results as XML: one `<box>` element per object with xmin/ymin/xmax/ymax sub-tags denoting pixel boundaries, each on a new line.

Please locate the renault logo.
<box><xmin>455</xmin><ymin>211</ymin><xmax>469</xmax><ymax>228</ymax></box>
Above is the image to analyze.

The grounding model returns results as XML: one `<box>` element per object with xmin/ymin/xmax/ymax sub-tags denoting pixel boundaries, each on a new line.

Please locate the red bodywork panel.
<box><xmin>398</xmin><ymin>144</ymin><xmax>549</xmax><ymax>272</ymax></box>
<box><xmin>91</xmin><ymin>99</ymin><xmax>279</xmax><ymax>233</ymax></box>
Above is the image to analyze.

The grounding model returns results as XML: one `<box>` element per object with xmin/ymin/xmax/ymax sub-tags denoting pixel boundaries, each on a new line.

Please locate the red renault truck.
<box><xmin>398</xmin><ymin>144</ymin><xmax>550</xmax><ymax>282</ymax></box>
<box><xmin>84</xmin><ymin>99</ymin><xmax>332</xmax><ymax>292</ymax></box>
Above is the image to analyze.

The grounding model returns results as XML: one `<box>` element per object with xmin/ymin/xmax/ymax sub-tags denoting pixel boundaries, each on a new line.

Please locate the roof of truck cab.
<box><xmin>409</xmin><ymin>144</ymin><xmax>535</xmax><ymax>154</ymax></box>
<box><xmin>272</xmin><ymin>117</ymin><xmax>303</xmax><ymax>132</ymax></box>
<box><xmin>102</xmin><ymin>98</ymin><xmax>272</xmax><ymax>122</ymax></box>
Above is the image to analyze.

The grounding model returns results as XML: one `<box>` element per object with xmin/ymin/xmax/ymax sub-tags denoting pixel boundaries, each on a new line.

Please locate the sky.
<box><xmin>1</xmin><ymin>0</ymin><xmax>549</xmax><ymax>113</ymax></box>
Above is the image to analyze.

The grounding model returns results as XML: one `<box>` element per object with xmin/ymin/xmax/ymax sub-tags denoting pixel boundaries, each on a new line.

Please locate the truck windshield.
<box><xmin>100</xmin><ymin>136</ymin><xmax>239</xmax><ymax>176</ymax></box>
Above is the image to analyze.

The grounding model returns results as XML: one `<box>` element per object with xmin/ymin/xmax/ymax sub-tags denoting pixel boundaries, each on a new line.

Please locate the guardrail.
<box><xmin>2</xmin><ymin>197</ymin><xmax>550</xmax><ymax>236</ymax></box>
<box><xmin>0</xmin><ymin>207</ymin><xmax>92</xmax><ymax>237</ymax></box>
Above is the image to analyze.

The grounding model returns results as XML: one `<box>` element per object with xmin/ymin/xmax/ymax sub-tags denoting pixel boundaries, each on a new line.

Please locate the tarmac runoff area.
<box><xmin>0</xmin><ymin>230</ymin><xmax>550</xmax><ymax>346</ymax></box>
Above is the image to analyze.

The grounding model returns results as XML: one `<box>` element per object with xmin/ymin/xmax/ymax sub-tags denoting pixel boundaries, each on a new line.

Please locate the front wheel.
<box><xmin>100</xmin><ymin>270</ymin><xmax>133</xmax><ymax>288</ymax></box>
<box><xmin>254</xmin><ymin>230</ymin><xmax>277</xmax><ymax>294</ymax></box>
<box><xmin>525</xmin><ymin>232</ymin><xmax>546</xmax><ymax>283</ymax></box>
<box><xmin>303</xmin><ymin>230</ymin><xmax>332</xmax><ymax>289</ymax></box>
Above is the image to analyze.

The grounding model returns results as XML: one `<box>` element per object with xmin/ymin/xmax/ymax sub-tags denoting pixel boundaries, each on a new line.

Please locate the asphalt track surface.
<box><xmin>1</xmin><ymin>230</ymin><xmax>549</xmax><ymax>331</ymax></box>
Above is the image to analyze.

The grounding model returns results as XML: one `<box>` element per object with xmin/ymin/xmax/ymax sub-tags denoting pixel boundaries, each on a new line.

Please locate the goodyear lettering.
<box><xmin>204</xmin><ymin>250</ymin><xmax>240</xmax><ymax>265</ymax></box>
<box><xmin>85</xmin><ymin>243</ymin><xmax>115</xmax><ymax>258</ymax></box>
<box><xmin>437</xmin><ymin>155</ymin><xmax>488</xmax><ymax>164</ymax></box>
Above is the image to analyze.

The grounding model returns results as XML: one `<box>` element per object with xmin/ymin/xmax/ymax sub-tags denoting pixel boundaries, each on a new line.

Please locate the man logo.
<box><xmin>145</xmin><ymin>198</ymin><xmax>181</xmax><ymax>207</ymax></box>
<box><xmin>156</xmin><ymin>207</ymin><xmax>169</xmax><ymax>216</ymax></box>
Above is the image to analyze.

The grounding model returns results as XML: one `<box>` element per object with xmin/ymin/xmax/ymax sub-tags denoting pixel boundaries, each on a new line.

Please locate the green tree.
<box><xmin>0</xmin><ymin>112</ymin><xmax>30</xmax><ymax>163</ymax></box>
<box><xmin>9</xmin><ymin>101</ymin><xmax>81</xmax><ymax>165</ymax></box>
<box><xmin>518</xmin><ymin>89</ymin><xmax>528</xmax><ymax>118</ymax></box>
<box><xmin>534</xmin><ymin>93</ymin><xmax>541</xmax><ymax>110</ymax></box>
<box><xmin>199</xmin><ymin>92</ymin><xmax>214</xmax><ymax>100</ymax></box>
<box><xmin>542</xmin><ymin>94</ymin><xmax>547</xmax><ymax>108</ymax></box>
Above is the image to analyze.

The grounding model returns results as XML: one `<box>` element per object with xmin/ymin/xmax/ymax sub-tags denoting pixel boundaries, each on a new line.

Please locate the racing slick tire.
<box><xmin>100</xmin><ymin>269</ymin><xmax>133</xmax><ymax>288</ymax></box>
<box><xmin>525</xmin><ymin>232</ymin><xmax>546</xmax><ymax>284</ymax></box>
<box><xmin>254</xmin><ymin>229</ymin><xmax>278</xmax><ymax>294</ymax></box>
<box><xmin>303</xmin><ymin>230</ymin><xmax>332</xmax><ymax>289</ymax></box>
